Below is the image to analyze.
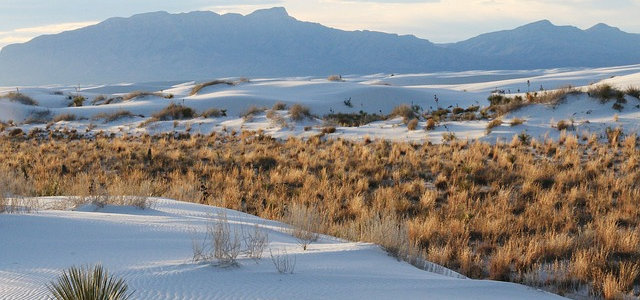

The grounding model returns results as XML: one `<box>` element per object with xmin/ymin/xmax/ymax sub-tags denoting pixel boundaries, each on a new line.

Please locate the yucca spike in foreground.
<box><xmin>48</xmin><ymin>265</ymin><xmax>134</xmax><ymax>300</ymax></box>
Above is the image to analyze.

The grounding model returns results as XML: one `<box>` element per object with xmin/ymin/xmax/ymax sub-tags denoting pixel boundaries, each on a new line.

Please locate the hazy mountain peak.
<box><xmin>247</xmin><ymin>7</ymin><xmax>290</xmax><ymax>18</ymax></box>
<box><xmin>521</xmin><ymin>19</ymin><xmax>554</xmax><ymax>28</ymax></box>
<box><xmin>587</xmin><ymin>23</ymin><xmax>621</xmax><ymax>33</ymax></box>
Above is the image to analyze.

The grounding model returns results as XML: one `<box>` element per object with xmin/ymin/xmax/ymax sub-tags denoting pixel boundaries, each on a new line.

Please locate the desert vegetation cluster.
<box><xmin>1</xmin><ymin>129</ymin><xmax>639</xmax><ymax>299</ymax></box>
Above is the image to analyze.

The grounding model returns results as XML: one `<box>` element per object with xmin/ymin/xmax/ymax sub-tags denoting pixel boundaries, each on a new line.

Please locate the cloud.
<box><xmin>0</xmin><ymin>21</ymin><xmax>97</xmax><ymax>50</ymax></box>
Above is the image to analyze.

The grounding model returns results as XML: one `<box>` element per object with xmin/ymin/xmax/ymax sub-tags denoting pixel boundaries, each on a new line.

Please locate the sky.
<box><xmin>1</xmin><ymin>0</ymin><xmax>639</xmax><ymax>50</ymax></box>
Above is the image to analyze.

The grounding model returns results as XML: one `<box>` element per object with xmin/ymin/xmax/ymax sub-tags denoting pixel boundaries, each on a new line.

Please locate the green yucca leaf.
<box><xmin>47</xmin><ymin>265</ymin><xmax>134</xmax><ymax>300</ymax></box>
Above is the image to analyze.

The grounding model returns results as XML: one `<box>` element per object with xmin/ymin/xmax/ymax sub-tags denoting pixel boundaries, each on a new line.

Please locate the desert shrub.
<box><xmin>122</xmin><ymin>91</ymin><xmax>173</xmax><ymax>101</ymax></box>
<box><xmin>626</xmin><ymin>86</ymin><xmax>640</xmax><ymax>99</ymax></box>
<box><xmin>152</xmin><ymin>103</ymin><xmax>195</xmax><ymax>121</ymax></box>
<box><xmin>442</xmin><ymin>132</ymin><xmax>456</xmax><ymax>142</ymax></box>
<box><xmin>606</xmin><ymin>127</ymin><xmax>623</xmax><ymax>146</ymax></box>
<box><xmin>242</xmin><ymin>106</ymin><xmax>265</xmax><ymax>121</ymax></box>
<box><xmin>270</xmin><ymin>249</ymin><xmax>296</xmax><ymax>274</ymax></box>
<box><xmin>612</xmin><ymin>102</ymin><xmax>624</xmax><ymax>111</ymax></box>
<box><xmin>70</xmin><ymin>95</ymin><xmax>85</xmax><ymax>107</ymax></box>
<box><xmin>407</xmin><ymin>118</ymin><xmax>419</xmax><ymax>130</ymax></box>
<box><xmin>91</xmin><ymin>95</ymin><xmax>107</xmax><ymax>105</ymax></box>
<box><xmin>425</xmin><ymin>118</ymin><xmax>436</xmax><ymax>130</ymax></box>
<box><xmin>53</xmin><ymin>114</ymin><xmax>77</xmax><ymax>122</ymax></box>
<box><xmin>192</xmin><ymin>212</ymin><xmax>241</xmax><ymax>266</ymax></box>
<box><xmin>190</xmin><ymin>80</ymin><xmax>235</xmax><ymax>95</ymax></box>
<box><xmin>486</xmin><ymin>119</ymin><xmax>503</xmax><ymax>132</ymax></box>
<box><xmin>556</xmin><ymin>120</ymin><xmax>572</xmax><ymax>131</ymax></box>
<box><xmin>488</xmin><ymin>94</ymin><xmax>510</xmax><ymax>106</ymax></box>
<box><xmin>244</xmin><ymin>224</ymin><xmax>269</xmax><ymax>261</ymax></box>
<box><xmin>327</xmin><ymin>75</ymin><xmax>343</xmax><ymax>82</ymax></box>
<box><xmin>321</xmin><ymin>126</ymin><xmax>336</xmax><ymax>134</ymax></box>
<box><xmin>1</xmin><ymin>92</ymin><xmax>38</xmax><ymax>106</ymax></box>
<box><xmin>389</xmin><ymin>104</ymin><xmax>417</xmax><ymax>123</ymax></box>
<box><xmin>192</xmin><ymin>212</ymin><xmax>268</xmax><ymax>266</ymax></box>
<box><xmin>48</xmin><ymin>265</ymin><xmax>133</xmax><ymax>300</ymax></box>
<box><xmin>23</xmin><ymin>110</ymin><xmax>52</xmax><ymax>124</ymax></box>
<box><xmin>510</xmin><ymin>118</ymin><xmax>525</xmax><ymax>126</ymax></box>
<box><xmin>202</xmin><ymin>108</ymin><xmax>227</xmax><ymax>118</ymax></box>
<box><xmin>272</xmin><ymin>102</ymin><xmax>287</xmax><ymax>111</ymax></box>
<box><xmin>7</xmin><ymin>128</ymin><xmax>23</xmax><ymax>137</ymax></box>
<box><xmin>323</xmin><ymin>112</ymin><xmax>384</xmax><ymax>127</ymax></box>
<box><xmin>266</xmin><ymin>110</ymin><xmax>288</xmax><ymax>128</ymax></box>
<box><xmin>92</xmin><ymin>111</ymin><xmax>134</xmax><ymax>123</ymax></box>
<box><xmin>588</xmin><ymin>84</ymin><xmax>622</xmax><ymax>103</ymax></box>
<box><xmin>452</xmin><ymin>107</ymin><xmax>465</xmax><ymax>115</ymax></box>
<box><xmin>286</xmin><ymin>203</ymin><xmax>322</xmax><ymax>250</ymax></box>
<box><xmin>289</xmin><ymin>104</ymin><xmax>311</xmax><ymax>121</ymax></box>
<box><xmin>430</xmin><ymin>108</ymin><xmax>450</xmax><ymax>121</ymax></box>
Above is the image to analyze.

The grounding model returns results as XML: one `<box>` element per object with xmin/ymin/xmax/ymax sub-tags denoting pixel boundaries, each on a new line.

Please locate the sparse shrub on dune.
<box><xmin>588</xmin><ymin>84</ymin><xmax>624</xmax><ymax>103</ymax></box>
<box><xmin>1</xmin><ymin>92</ymin><xmax>38</xmax><ymax>106</ymax></box>
<box><xmin>510</xmin><ymin>118</ymin><xmax>525</xmax><ymax>126</ymax></box>
<box><xmin>53</xmin><ymin>114</ymin><xmax>77</xmax><ymax>123</ymax></box>
<box><xmin>485</xmin><ymin>118</ymin><xmax>502</xmax><ymax>133</ymax></box>
<box><xmin>122</xmin><ymin>91</ymin><xmax>173</xmax><ymax>101</ymax></box>
<box><xmin>151</xmin><ymin>103</ymin><xmax>195</xmax><ymax>121</ymax></box>
<box><xmin>70</xmin><ymin>95</ymin><xmax>85</xmax><ymax>107</ymax></box>
<box><xmin>288</xmin><ymin>104</ymin><xmax>311</xmax><ymax>121</ymax></box>
<box><xmin>92</xmin><ymin>110</ymin><xmax>135</xmax><ymax>123</ymax></box>
<box><xmin>48</xmin><ymin>265</ymin><xmax>134</xmax><ymax>300</ymax></box>
<box><xmin>407</xmin><ymin>118</ymin><xmax>419</xmax><ymax>130</ymax></box>
<box><xmin>190</xmin><ymin>80</ymin><xmax>236</xmax><ymax>96</ymax></box>
<box><xmin>272</xmin><ymin>102</ymin><xmax>287</xmax><ymax>111</ymax></box>
<box><xmin>201</xmin><ymin>108</ymin><xmax>227</xmax><ymax>118</ymax></box>
<box><xmin>242</xmin><ymin>106</ymin><xmax>266</xmax><ymax>122</ymax></box>
<box><xmin>327</xmin><ymin>75</ymin><xmax>344</xmax><ymax>82</ymax></box>
<box><xmin>389</xmin><ymin>104</ymin><xmax>417</xmax><ymax>124</ymax></box>
<box><xmin>626</xmin><ymin>86</ymin><xmax>640</xmax><ymax>99</ymax></box>
<box><xmin>323</xmin><ymin>112</ymin><xmax>384</xmax><ymax>127</ymax></box>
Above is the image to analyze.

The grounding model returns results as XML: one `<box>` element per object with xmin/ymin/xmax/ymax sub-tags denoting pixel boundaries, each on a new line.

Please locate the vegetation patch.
<box><xmin>1</xmin><ymin>92</ymin><xmax>39</xmax><ymax>106</ymax></box>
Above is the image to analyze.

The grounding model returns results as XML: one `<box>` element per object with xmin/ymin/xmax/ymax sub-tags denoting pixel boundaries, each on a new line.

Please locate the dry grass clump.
<box><xmin>323</xmin><ymin>112</ymin><xmax>384</xmax><ymax>127</ymax></box>
<box><xmin>407</xmin><ymin>118</ymin><xmax>419</xmax><ymax>130</ymax></box>
<box><xmin>510</xmin><ymin>118</ymin><xmax>525</xmax><ymax>126</ymax></box>
<box><xmin>1</xmin><ymin>92</ymin><xmax>39</xmax><ymax>106</ymax></box>
<box><xmin>151</xmin><ymin>103</ymin><xmax>195</xmax><ymax>121</ymax></box>
<box><xmin>588</xmin><ymin>84</ymin><xmax>624</xmax><ymax>103</ymax></box>
<box><xmin>70</xmin><ymin>95</ymin><xmax>85</xmax><ymax>107</ymax></box>
<box><xmin>486</xmin><ymin>118</ymin><xmax>502</xmax><ymax>133</ymax></box>
<box><xmin>425</xmin><ymin>118</ymin><xmax>436</xmax><ymax>131</ymax></box>
<box><xmin>190</xmin><ymin>80</ymin><xmax>235</xmax><ymax>96</ymax></box>
<box><xmin>92</xmin><ymin>110</ymin><xmax>135</xmax><ymax>123</ymax></box>
<box><xmin>122</xmin><ymin>91</ymin><xmax>173</xmax><ymax>101</ymax></box>
<box><xmin>289</xmin><ymin>104</ymin><xmax>311</xmax><ymax>121</ymax></box>
<box><xmin>3</xmin><ymin>132</ymin><xmax>640</xmax><ymax>297</ymax></box>
<box><xmin>53</xmin><ymin>114</ymin><xmax>77</xmax><ymax>123</ymax></box>
<box><xmin>272</xmin><ymin>102</ymin><xmax>287</xmax><ymax>111</ymax></box>
<box><xmin>242</xmin><ymin>106</ymin><xmax>266</xmax><ymax>122</ymax></box>
<box><xmin>626</xmin><ymin>86</ymin><xmax>640</xmax><ymax>99</ymax></box>
<box><xmin>327</xmin><ymin>75</ymin><xmax>344</xmax><ymax>82</ymax></box>
<box><xmin>389</xmin><ymin>104</ymin><xmax>417</xmax><ymax>124</ymax></box>
<box><xmin>556</xmin><ymin>120</ymin><xmax>572</xmax><ymax>131</ymax></box>
<box><xmin>201</xmin><ymin>108</ymin><xmax>227</xmax><ymax>118</ymax></box>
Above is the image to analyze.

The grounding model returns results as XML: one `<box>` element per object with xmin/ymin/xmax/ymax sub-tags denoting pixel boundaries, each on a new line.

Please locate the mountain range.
<box><xmin>1</xmin><ymin>7</ymin><xmax>639</xmax><ymax>85</ymax></box>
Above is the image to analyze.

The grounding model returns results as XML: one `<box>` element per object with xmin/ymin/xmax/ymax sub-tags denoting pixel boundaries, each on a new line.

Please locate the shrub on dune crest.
<box><xmin>152</xmin><ymin>103</ymin><xmax>195</xmax><ymax>121</ymax></box>
<box><xmin>289</xmin><ymin>104</ymin><xmax>311</xmax><ymax>121</ymax></box>
<box><xmin>1</xmin><ymin>92</ymin><xmax>38</xmax><ymax>106</ymax></box>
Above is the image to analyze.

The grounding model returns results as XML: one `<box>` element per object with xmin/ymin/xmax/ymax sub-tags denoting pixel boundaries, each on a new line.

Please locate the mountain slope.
<box><xmin>445</xmin><ymin>20</ymin><xmax>640</xmax><ymax>69</ymax></box>
<box><xmin>0</xmin><ymin>7</ymin><xmax>475</xmax><ymax>85</ymax></box>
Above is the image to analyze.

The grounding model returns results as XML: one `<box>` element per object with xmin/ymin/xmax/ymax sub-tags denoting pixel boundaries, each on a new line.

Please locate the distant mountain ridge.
<box><xmin>0</xmin><ymin>7</ymin><xmax>639</xmax><ymax>85</ymax></box>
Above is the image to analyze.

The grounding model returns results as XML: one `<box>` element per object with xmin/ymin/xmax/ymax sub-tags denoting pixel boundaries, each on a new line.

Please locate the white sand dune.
<box><xmin>0</xmin><ymin>198</ymin><xmax>564</xmax><ymax>299</ymax></box>
<box><xmin>1</xmin><ymin>64</ymin><xmax>640</xmax><ymax>143</ymax></box>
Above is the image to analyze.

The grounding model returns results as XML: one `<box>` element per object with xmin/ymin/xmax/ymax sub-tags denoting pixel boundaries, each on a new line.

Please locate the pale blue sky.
<box><xmin>1</xmin><ymin>0</ymin><xmax>639</xmax><ymax>49</ymax></box>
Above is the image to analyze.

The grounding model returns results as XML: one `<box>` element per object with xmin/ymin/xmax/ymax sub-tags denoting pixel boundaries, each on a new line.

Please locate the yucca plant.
<box><xmin>48</xmin><ymin>265</ymin><xmax>134</xmax><ymax>300</ymax></box>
